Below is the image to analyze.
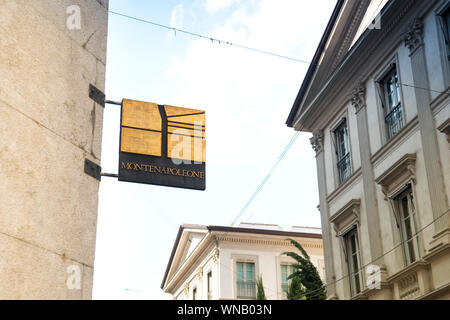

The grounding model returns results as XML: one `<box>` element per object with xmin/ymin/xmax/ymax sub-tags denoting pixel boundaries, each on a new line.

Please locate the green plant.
<box><xmin>285</xmin><ymin>274</ymin><xmax>306</xmax><ymax>300</ymax></box>
<box><xmin>283</xmin><ymin>238</ymin><xmax>326</xmax><ymax>300</ymax></box>
<box><xmin>256</xmin><ymin>275</ymin><xmax>267</xmax><ymax>300</ymax></box>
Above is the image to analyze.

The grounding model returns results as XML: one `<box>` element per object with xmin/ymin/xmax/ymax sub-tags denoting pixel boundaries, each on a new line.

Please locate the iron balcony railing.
<box><xmin>337</xmin><ymin>153</ymin><xmax>351</xmax><ymax>185</ymax></box>
<box><xmin>385</xmin><ymin>103</ymin><xmax>403</xmax><ymax>139</ymax></box>
<box><xmin>236</xmin><ymin>280</ymin><xmax>256</xmax><ymax>299</ymax></box>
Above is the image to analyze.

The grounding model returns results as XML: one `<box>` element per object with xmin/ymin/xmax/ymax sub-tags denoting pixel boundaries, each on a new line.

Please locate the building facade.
<box><xmin>161</xmin><ymin>223</ymin><xmax>324</xmax><ymax>300</ymax></box>
<box><xmin>0</xmin><ymin>1</ymin><xmax>108</xmax><ymax>299</ymax></box>
<box><xmin>287</xmin><ymin>0</ymin><xmax>450</xmax><ymax>300</ymax></box>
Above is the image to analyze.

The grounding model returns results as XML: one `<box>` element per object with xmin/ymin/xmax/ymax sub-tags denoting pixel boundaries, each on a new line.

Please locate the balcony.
<box><xmin>385</xmin><ymin>103</ymin><xmax>404</xmax><ymax>139</ymax></box>
<box><xmin>337</xmin><ymin>153</ymin><xmax>351</xmax><ymax>185</ymax></box>
<box><xmin>387</xmin><ymin>260</ymin><xmax>431</xmax><ymax>300</ymax></box>
<box><xmin>236</xmin><ymin>281</ymin><xmax>256</xmax><ymax>299</ymax></box>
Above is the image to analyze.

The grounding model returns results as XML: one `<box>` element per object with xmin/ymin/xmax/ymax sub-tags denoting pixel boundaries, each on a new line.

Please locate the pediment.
<box><xmin>165</xmin><ymin>227</ymin><xmax>208</xmax><ymax>285</ymax></box>
<box><xmin>330</xmin><ymin>199</ymin><xmax>361</xmax><ymax>236</ymax></box>
<box><xmin>349</xmin><ymin>0</ymin><xmax>389</xmax><ymax>49</ymax></box>
<box><xmin>301</xmin><ymin>1</ymin><xmax>373</xmax><ymax>111</ymax></box>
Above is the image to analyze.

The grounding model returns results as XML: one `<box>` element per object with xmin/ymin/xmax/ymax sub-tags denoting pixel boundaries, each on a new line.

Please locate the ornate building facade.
<box><xmin>161</xmin><ymin>223</ymin><xmax>324</xmax><ymax>300</ymax></box>
<box><xmin>287</xmin><ymin>0</ymin><xmax>450</xmax><ymax>299</ymax></box>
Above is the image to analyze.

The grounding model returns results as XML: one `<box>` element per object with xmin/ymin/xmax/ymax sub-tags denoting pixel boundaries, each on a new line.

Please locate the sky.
<box><xmin>93</xmin><ymin>0</ymin><xmax>337</xmax><ymax>300</ymax></box>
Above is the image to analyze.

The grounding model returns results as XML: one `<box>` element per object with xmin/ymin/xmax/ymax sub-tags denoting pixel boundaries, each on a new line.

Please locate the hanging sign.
<box><xmin>118</xmin><ymin>99</ymin><xmax>206</xmax><ymax>190</ymax></box>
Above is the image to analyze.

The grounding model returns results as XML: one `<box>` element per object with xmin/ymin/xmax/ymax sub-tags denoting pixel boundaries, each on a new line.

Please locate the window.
<box><xmin>394</xmin><ymin>187</ymin><xmax>419</xmax><ymax>266</ymax></box>
<box><xmin>207</xmin><ymin>271</ymin><xmax>212</xmax><ymax>300</ymax></box>
<box><xmin>438</xmin><ymin>5</ymin><xmax>450</xmax><ymax>61</ymax></box>
<box><xmin>379</xmin><ymin>66</ymin><xmax>404</xmax><ymax>139</ymax></box>
<box><xmin>333</xmin><ymin>119</ymin><xmax>352</xmax><ymax>184</ymax></box>
<box><xmin>344</xmin><ymin>228</ymin><xmax>362</xmax><ymax>296</ymax></box>
<box><xmin>236</xmin><ymin>262</ymin><xmax>256</xmax><ymax>299</ymax></box>
<box><xmin>192</xmin><ymin>287</ymin><xmax>197</xmax><ymax>300</ymax></box>
<box><xmin>280</xmin><ymin>264</ymin><xmax>295</xmax><ymax>298</ymax></box>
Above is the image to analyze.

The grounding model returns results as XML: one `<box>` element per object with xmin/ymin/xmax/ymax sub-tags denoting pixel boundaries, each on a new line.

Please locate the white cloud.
<box><xmin>164</xmin><ymin>0</ymin><xmax>336</xmax><ymax>165</ymax></box>
<box><xmin>170</xmin><ymin>4</ymin><xmax>185</xmax><ymax>29</ymax></box>
<box><xmin>204</xmin><ymin>0</ymin><xmax>238</xmax><ymax>14</ymax></box>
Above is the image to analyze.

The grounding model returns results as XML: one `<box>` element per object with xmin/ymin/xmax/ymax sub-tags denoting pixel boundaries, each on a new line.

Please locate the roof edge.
<box><xmin>208</xmin><ymin>225</ymin><xmax>322</xmax><ymax>239</ymax></box>
<box><xmin>161</xmin><ymin>225</ymin><xmax>184</xmax><ymax>289</ymax></box>
<box><xmin>286</xmin><ymin>0</ymin><xmax>345</xmax><ymax>128</ymax></box>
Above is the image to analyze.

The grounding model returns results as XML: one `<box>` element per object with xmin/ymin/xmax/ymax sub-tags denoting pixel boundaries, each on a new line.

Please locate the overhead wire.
<box><xmin>103</xmin><ymin>8</ymin><xmax>450</xmax><ymax>299</ymax></box>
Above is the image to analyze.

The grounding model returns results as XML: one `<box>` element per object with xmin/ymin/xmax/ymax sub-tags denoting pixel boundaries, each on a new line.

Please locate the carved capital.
<box><xmin>310</xmin><ymin>130</ymin><xmax>324</xmax><ymax>154</ymax></box>
<box><xmin>212</xmin><ymin>248</ymin><xmax>219</xmax><ymax>264</ymax></box>
<box><xmin>183</xmin><ymin>284</ymin><xmax>189</xmax><ymax>296</ymax></box>
<box><xmin>351</xmin><ymin>82</ymin><xmax>366</xmax><ymax>114</ymax></box>
<box><xmin>404</xmin><ymin>18</ymin><xmax>423</xmax><ymax>55</ymax></box>
<box><xmin>196</xmin><ymin>267</ymin><xmax>203</xmax><ymax>280</ymax></box>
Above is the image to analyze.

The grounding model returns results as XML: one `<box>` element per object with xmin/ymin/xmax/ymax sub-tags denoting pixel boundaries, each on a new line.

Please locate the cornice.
<box><xmin>326</xmin><ymin>167</ymin><xmax>362</xmax><ymax>204</ymax></box>
<box><xmin>215</xmin><ymin>236</ymin><xmax>323</xmax><ymax>249</ymax></box>
<box><xmin>330</xmin><ymin>199</ymin><xmax>361</xmax><ymax>236</ymax></box>
<box><xmin>370</xmin><ymin>116</ymin><xmax>419</xmax><ymax>167</ymax></box>
<box><xmin>293</xmin><ymin>0</ymin><xmax>430</xmax><ymax>132</ymax></box>
<box><xmin>375</xmin><ymin>153</ymin><xmax>417</xmax><ymax>199</ymax></box>
<box><xmin>331</xmin><ymin>0</ymin><xmax>369</xmax><ymax>70</ymax></box>
<box><xmin>386</xmin><ymin>260</ymin><xmax>430</xmax><ymax>283</ymax></box>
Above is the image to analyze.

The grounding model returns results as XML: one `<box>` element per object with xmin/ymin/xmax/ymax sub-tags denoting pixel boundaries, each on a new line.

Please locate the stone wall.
<box><xmin>0</xmin><ymin>0</ymin><xmax>108</xmax><ymax>299</ymax></box>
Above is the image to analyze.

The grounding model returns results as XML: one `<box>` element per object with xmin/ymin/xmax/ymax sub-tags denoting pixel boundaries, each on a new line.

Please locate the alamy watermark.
<box><xmin>368</xmin><ymin>12</ymin><xmax>381</xmax><ymax>30</ymax></box>
<box><xmin>66</xmin><ymin>265</ymin><xmax>82</xmax><ymax>290</ymax></box>
<box><xmin>66</xmin><ymin>5</ymin><xmax>81</xmax><ymax>30</ymax></box>
<box><xmin>366</xmin><ymin>264</ymin><xmax>382</xmax><ymax>290</ymax></box>
<box><xmin>170</xmin><ymin>120</ymin><xmax>204</xmax><ymax>165</ymax></box>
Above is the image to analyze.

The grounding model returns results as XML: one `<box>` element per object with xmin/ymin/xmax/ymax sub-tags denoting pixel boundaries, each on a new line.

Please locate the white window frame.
<box><xmin>374</xmin><ymin>56</ymin><xmax>407</xmax><ymax>144</ymax></box>
<box><xmin>280</xmin><ymin>263</ymin><xmax>296</xmax><ymax>299</ymax></box>
<box><xmin>231</xmin><ymin>255</ymin><xmax>258</xmax><ymax>300</ymax></box>
<box><xmin>377</xmin><ymin>63</ymin><xmax>404</xmax><ymax>140</ymax></box>
<box><xmin>391</xmin><ymin>185</ymin><xmax>420</xmax><ymax>266</ymax></box>
<box><xmin>330</xmin><ymin>199</ymin><xmax>363</xmax><ymax>298</ymax></box>
<box><xmin>375</xmin><ymin>153</ymin><xmax>424</xmax><ymax>269</ymax></box>
<box><xmin>344</xmin><ymin>227</ymin><xmax>363</xmax><ymax>297</ymax></box>
<box><xmin>330</xmin><ymin>112</ymin><xmax>353</xmax><ymax>188</ymax></box>
<box><xmin>206</xmin><ymin>270</ymin><xmax>213</xmax><ymax>300</ymax></box>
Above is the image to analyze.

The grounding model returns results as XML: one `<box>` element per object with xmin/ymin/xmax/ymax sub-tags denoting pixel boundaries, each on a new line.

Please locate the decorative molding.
<box><xmin>212</xmin><ymin>248</ymin><xmax>219</xmax><ymax>264</ymax></box>
<box><xmin>351</xmin><ymin>81</ymin><xmax>366</xmax><ymax>114</ymax></box>
<box><xmin>371</xmin><ymin>116</ymin><xmax>419</xmax><ymax>167</ymax></box>
<box><xmin>215</xmin><ymin>236</ymin><xmax>322</xmax><ymax>249</ymax></box>
<box><xmin>437</xmin><ymin>117</ymin><xmax>450</xmax><ymax>145</ymax></box>
<box><xmin>330</xmin><ymin>199</ymin><xmax>361</xmax><ymax>236</ymax></box>
<box><xmin>196</xmin><ymin>267</ymin><xmax>203</xmax><ymax>280</ymax></box>
<box><xmin>386</xmin><ymin>260</ymin><xmax>431</xmax><ymax>300</ymax></box>
<box><xmin>310</xmin><ymin>130</ymin><xmax>324</xmax><ymax>155</ymax></box>
<box><xmin>331</xmin><ymin>0</ymin><xmax>368</xmax><ymax>70</ymax></box>
<box><xmin>375</xmin><ymin>153</ymin><xmax>417</xmax><ymax>200</ymax></box>
<box><xmin>326</xmin><ymin>167</ymin><xmax>362</xmax><ymax>204</ymax></box>
<box><xmin>183</xmin><ymin>284</ymin><xmax>189</xmax><ymax>296</ymax></box>
<box><xmin>403</xmin><ymin>18</ymin><xmax>424</xmax><ymax>56</ymax></box>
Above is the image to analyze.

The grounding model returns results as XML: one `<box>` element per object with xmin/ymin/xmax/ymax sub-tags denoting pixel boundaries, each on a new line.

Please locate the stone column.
<box><xmin>351</xmin><ymin>83</ymin><xmax>385</xmax><ymax>267</ymax></box>
<box><xmin>0</xmin><ymin>1</ymin><xmax>108</xmax><ymax>299</ymax></box>
<box><xmin>311</xmin><ymin>131</ymin><xmax>337</xmax><ymax>299</ymax></box>
<box><xmin>404</xmin><ymin>18</ymin><xmax>450</xmax><ymax>248</ymax></box>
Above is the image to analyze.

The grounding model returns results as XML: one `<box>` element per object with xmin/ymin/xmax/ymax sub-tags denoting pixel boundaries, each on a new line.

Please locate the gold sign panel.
<box><xmin>119</xmin><ymin>99</ymin><xmax>206</xmax><ymax>190</ymax></box>
<box><xmin>120</xmin><ymin>127</ymin><xmax>161</xmax><ymax>157</ymax></box>
<box><xmin>121</xmin><ymin>100</ymin><xmax>161</xmax><ymax>131</ymax></box>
